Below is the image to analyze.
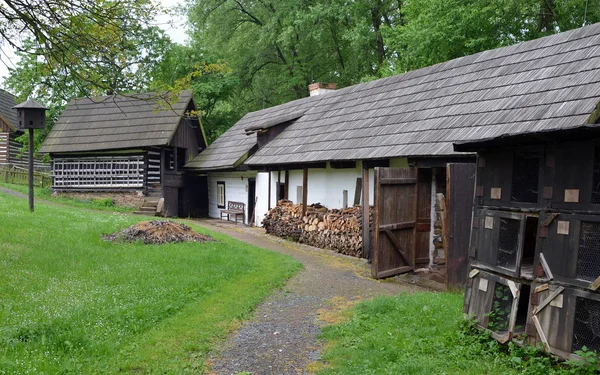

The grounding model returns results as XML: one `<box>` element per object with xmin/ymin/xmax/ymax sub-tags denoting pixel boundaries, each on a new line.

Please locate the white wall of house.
<box><xmin>253</xmin><ymin>158</ymin><xmax>409</xmax><ymax>226</ymax></box>
<box><xmin>207</xmin><ymin>171</ymin><xmax>257</xmax><ymax>224</ymax></box>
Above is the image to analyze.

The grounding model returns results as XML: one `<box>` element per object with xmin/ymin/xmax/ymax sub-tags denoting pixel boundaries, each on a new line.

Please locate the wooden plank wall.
<box><xmin>0</xmin><ymin>132</ymin><xmax>8</xmax><ymax>164</ymax></box>
<box><xmin>169</xmin><ymin>118</ymin><xmax>203</xmax><ymax>162</ymax></box>
<box><xmin>2</xmin><ymin>133</ymin><xmax>49</xmax><ymax>170</ymax></box>
<box><xmin>415</xmin><ymin>168</ymin><xmax>432</xmax><ymax>266</ymax></box>
<box><xmin>447</xmin><ymin>163</ymin><xmax>476</xmax><ymax>288</ymax></box>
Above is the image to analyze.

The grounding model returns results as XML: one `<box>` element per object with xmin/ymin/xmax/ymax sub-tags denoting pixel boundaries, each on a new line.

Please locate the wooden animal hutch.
<box><xmin>455</xmin><ymin>125</ymin><xmax>600</xmax><ymax>360</ymax></box>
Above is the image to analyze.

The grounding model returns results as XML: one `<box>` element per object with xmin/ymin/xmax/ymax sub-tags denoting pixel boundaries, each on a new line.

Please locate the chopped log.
<box><xmin>262</xmin><ymin>200</ymin><xmax>373</xmax><ymax>257</ymax></box>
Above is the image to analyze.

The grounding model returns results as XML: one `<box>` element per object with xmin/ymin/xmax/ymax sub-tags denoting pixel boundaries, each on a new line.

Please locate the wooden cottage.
<box><xmin>187</xmin><ymin>23</ymin><xmax>600</xmax><ymax>285</ymax></box>
<box><xmin>0</xmin><ymin>90</ymin><xmax>47</xmax><ymax>169</ymax></box>
<box><xmin>456</xmin><ymin>125</ymin><xmax>600</xmax><ymax>360</ymax></box>
<box><xmin>40</xmin><ymin>91</ymin><xmax>208</xmax><ymax>217</ymax></box>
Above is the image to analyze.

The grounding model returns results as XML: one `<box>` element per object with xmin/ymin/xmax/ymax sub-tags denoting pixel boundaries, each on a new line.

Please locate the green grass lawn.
<box><xmin>317</xmin><ymin>293</ymin><xmax>562</xmax><ymax>375</ymax></box>
<box><xmin>0</xmin><ymin>182</ymin><xmax>135</xmax><ymax>212</ymax></box>
<box><xmin>0</xmin><ymin>191</ymin><xmax>301</xmax><ymax>374</ymax></box>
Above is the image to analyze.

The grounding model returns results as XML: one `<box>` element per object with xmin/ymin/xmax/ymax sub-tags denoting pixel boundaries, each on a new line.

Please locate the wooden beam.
<box><xmin>354</xmin><ymin>177</ymin><xmax>362</xmax><ymax>206</ymax></box>
<box><xmin>533</xmin><ymin>286</ymin><xmax>565</xmax><ymax>315</ymax></box>
<box><xmin>277</xmin><ymin>169</ymin><xmax>281</xmax><ymax>204</ymax></box>
<box><xmin>539</xmin><ymin>253</ymin><xmax>554</xmax><ymax>280</ymax></box>
<box><xmin>302</xmin><ymin>167</ymin><xmax>308</xmax><ymax>216</ymax></box>
<box><xmin>532</xmin><ymin>315</ymin><xmax>550</xmax><ymax>352</ymax></box>
<box><xmin>362</xmin><ymin>166</ymin><xmax>370</xmax><ymax>259</ymax></box>
<box><xmin>268</xmin><ymin>171</ymin><xmax>272</xmax><ymax>211</ymax></box>
<box><xmin>284</xmin><ymin>170</ymin><xmax>289</xmax><ymax>200</ymax></box>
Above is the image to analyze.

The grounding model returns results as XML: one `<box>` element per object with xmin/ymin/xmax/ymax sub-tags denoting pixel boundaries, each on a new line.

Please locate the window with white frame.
<box><xmin>217</xmin><ymin>181</ymin><xmax>226</xmax><ymax>208</ymax></box>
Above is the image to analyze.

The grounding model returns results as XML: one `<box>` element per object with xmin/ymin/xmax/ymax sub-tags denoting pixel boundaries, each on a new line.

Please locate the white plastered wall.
<box><xmin>207</xmin><ymin>171</ymin><xmax>257</xmax><ymax>224</ymax></box>
<box><xmin>253</xmin><ymin>158</ymin><xmax>409</xmax><ymax>226</ymax></box>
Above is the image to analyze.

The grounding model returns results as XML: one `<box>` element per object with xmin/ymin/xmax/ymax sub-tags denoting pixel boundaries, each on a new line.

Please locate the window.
<box><xmin>511</xmin><ymin>151</ymin><xmax>540</xmax><ymax>203</ymax></box>
<box><xmin>217</xmin><ymin>181</ymin><xmax>226</xmax><ymax>208</ymax></box>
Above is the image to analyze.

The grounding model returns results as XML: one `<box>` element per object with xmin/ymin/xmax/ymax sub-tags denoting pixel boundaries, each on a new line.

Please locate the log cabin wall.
<box><xmin>0</xmin><ymin>132</ymin><xmax>8</xmax><ymax>164</ymax></box>
<box><xmin>465</xmin><ymin>137</ymin><xmax>600</xmax><ymax>360</ymax></box>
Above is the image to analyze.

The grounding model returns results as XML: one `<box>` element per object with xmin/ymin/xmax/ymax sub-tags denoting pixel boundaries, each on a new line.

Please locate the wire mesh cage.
<box><xmin>488</xmin><ymin>283</ymin><xmax>514</xmax><ymax>332</ymax></box>
<box><xmin>577</xmin><ymin>221</ymin><xmax>600</xmax><ymax>282</ymax></box>
<box><xmin>511</xmin><ymin>152</ymin><xmax>540</xmax><ymax>203</ymax></box>
<box><xmin>573</xmin><ymin>297</ymin><xmax>600</xmax><ymax>352</ymax></box>
<box><xmin>497</xmin><ymin>218</ymin><xmax>521</xmax><ymax>270</ymax></box>
<box><xmin>592</xmin><ymin>146</ymin><xmax>600</xmax><ymax>204</ymax></box>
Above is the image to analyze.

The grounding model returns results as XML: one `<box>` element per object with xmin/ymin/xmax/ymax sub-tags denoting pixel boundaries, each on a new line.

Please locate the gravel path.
<box><xmin>195</xmin><ymin>219</ymin><xmax>426</xmax><ymax>375</ymax></box>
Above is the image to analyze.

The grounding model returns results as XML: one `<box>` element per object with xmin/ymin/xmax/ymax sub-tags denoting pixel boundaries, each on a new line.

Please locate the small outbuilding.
<box><xmin>40</xmin><ymin>91</ymin><xmax>208</xmax><ymax>216</ymax></box>
<box><xmin>456</xmin><ymin>124</ymin><xmax>600</xmax><ymax>360</ymax></box>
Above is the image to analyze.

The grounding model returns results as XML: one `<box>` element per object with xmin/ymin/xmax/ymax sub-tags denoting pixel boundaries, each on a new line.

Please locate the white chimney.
<box><xmin>309</xmin><ymin>82</ymin><xmax>337</xmax><ymax>96</ymax></box>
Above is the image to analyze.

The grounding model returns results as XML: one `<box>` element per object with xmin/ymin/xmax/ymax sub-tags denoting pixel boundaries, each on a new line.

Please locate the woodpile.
<box><xmin>263</xmin><ymin>200</ymin><xmax>372</xmax><ymax>257</ymax></box>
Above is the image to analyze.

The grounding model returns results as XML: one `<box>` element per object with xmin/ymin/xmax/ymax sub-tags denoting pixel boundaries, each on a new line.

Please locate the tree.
<box><xmin>382</xmin><ymin>0</ymin><xmax>600</xmax><ymax>74</ymax></box>
<box><xmin>150</xmin><ymin>43</ymin><xmax>241</xmax><ymax>143</ymax></box>
<box><xmin>0</xmin><ymin>0</ymin><xmax>162</xmax><ymax>99</ymax></box>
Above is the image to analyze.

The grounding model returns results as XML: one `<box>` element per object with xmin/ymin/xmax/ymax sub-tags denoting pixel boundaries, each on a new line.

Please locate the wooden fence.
<box><xmin>1</xmin><ymin>167</ymin><xmax>52</xmax><ymax>188</ymax></box>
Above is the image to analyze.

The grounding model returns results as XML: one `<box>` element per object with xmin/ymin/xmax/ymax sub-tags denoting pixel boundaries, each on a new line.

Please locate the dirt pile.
<box><xmin>104</xmin><ymin>220</ymin><xmax>213</xmax><ymax>244</ymax></box>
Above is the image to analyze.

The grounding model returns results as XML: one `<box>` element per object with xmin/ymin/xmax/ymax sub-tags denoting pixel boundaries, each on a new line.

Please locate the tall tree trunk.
<box><xmin>371</xmin><ymin>2</ymin><xmax>386</xmax><ymax>65</ymax></box>
<box><xmin>538</xmin><ymin>0</ymin><xmax>555</xmax><ymax>34</ymax></box>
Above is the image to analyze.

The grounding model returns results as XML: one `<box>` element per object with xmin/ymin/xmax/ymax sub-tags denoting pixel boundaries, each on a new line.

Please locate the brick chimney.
<box><xmin>308</xmin><ymin>82</ymin><xmax>336</xmax><ymax>96</ymax></box>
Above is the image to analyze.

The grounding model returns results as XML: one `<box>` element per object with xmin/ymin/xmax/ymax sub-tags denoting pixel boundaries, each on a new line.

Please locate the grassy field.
<box><xmin>315</xmin><ymin>293</ymin><xmax>593</xmax><ymax>375</ymax></box>
<box><xmin>0</xmin><ymin>182</ymin><xmax>135</xmax><ymax>212</ymax></box>
<box><xmin>0</xmin><ymin>191</ymin><xmax>301</xmax><ymax>374</ymax></box>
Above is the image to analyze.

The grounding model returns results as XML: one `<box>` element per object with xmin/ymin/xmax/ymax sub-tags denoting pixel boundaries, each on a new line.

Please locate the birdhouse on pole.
<box><xmin>13</xmin><ymin>99</ymin><xmax>48</xmax><ymax>212</ymax></box>
<box><xmin>14</xmin><ymin>99</ymin><xmax>48</xmax><ymax>129</ymax></box>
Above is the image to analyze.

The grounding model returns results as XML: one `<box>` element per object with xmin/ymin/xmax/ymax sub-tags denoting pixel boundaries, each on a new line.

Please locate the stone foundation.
<box><xmin>53</xmin><ymin>190</ymin><xmax>146</xmax><ymax>209</ymax></box>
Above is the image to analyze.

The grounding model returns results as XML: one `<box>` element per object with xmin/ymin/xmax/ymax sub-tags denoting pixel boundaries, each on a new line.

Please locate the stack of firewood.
<box><xmin>262</xmin><ymin>200</ymin><xmax>372</xmax><ymax>257</ymax></box>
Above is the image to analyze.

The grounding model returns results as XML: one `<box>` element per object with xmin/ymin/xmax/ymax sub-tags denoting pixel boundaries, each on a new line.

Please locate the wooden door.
<box><xmin>372</xmin><ymin>167</ymin><xmax>418</xmax><ymax>279</ymax></box>
<box><xmin>446</xmin><ymin>163</ymin><xmax>476</xmax><ymax>288</ymax></box>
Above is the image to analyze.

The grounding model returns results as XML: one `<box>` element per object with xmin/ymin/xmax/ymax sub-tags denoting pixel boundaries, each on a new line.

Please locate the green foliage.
<box><xmin>0</xmin><ymin>192</ymin><xmax>301</xmax><ymax>374</ymax></box>
<box><xmin>150</xmin><ymin>44</ymin><xmax>242</xmax><ymax>143</ymax></box>
<box><xmin>182</xmin><ymin>0</ymin><xmax>600</xmax><ymax>137</ymax></box>
<box><xmin>90</xmin><ymin>197</ymin><xmax>115</xmax><ymax>207</ymax></box>
<box><xmin>317</xmin><ymin>293</ymin><xmax>600</xmax><ymax>375</ymax></box>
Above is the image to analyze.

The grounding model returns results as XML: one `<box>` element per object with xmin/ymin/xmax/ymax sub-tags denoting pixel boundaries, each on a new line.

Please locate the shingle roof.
<box><xmin>0</xmin><ymin>90</ymin><xmax>18</xmax><ymax>130</ymax></box>
<box><xmin>453</xmin><ymin>124</ymin><xmax>600</xmax><ymax>151</ymax></box>
<box><xmin>185</xmin><ymin>95</ymin><xmax>319</xmax><ymax>170</ymax></box>
<box><xmin>245</xmin><ymin>22</ymin><xmax>600</xmax><ymax>166</ymax></box>
<box><xmin>40</xmin><ymin>91</ymin><xmax>194</xmax><ymax>153</ymax></box>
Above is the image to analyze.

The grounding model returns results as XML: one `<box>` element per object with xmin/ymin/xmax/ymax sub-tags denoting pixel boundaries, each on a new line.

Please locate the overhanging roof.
<box><xmin>40</xmin><ymin>91</ymin><xmax>194</xmax><ymax>154</ymax></box>
<box><xmin>185</xmin><ymin>96</ymin><xmax>319</xmax><ymax>171</ymax></box>
<box><xmin>245</xmin><ymin>23</ymin><xmax>600</xmax><ymax>166</ymax></box>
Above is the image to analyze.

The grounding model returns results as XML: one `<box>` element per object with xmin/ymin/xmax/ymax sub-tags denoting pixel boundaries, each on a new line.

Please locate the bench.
<box><xmin>220</xmin><ymin>201</ymin><xmax>246</xmax><ymax>224</ymax></box>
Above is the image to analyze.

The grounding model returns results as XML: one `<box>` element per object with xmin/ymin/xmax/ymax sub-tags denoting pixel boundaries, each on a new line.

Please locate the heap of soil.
<box><xmin>103</xmin><ymin>220</ymin><xmax>213</xmax><ymax>244</ymax></box>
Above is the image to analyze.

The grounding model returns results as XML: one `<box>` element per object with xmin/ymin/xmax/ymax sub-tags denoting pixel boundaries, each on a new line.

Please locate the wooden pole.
<box><xmin>302</xmin><ymin>167</ymin><xmax>308</xmax><ymax>216</ymax></box>
<box><xmin>277</xmin><ymin>169</ymin><xmax>281</xmax><ymax>203</ymax></box>
<box><xmin>28</xmin><ymin>128</ymin><xmax>34</xmax><ymax>212</ymax></box>
<box><xmin>267</xmin><ymin>171</ymin><xmax>272</xmax><ymax>210</ymax></box>
<box><xmin>284</xmin><ymin>170</ymin><xmax>289</xmax><ymax>199</ymax></box>
<box><xmin>362</xmin><ymin>165</ymin><xmax>370</xmax><ymax>259</ymax></box>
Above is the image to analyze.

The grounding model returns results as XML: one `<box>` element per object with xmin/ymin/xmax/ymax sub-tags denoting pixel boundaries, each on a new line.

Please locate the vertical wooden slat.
<box><xmin>446</xmin><ymin>163</ymin><xmax>477</xmax><ymax>289</ymax></box>
<box><xmin>362</xmin><ymin>166</ymin><xmax>370</xmax><ymax>259</ymax></box>
<box><xmin>371</xmin><ymin>167</ymin><xmax>380</xmax><ymax>275</ymax></box>
<box><xmin>277</xmin><ymin>170</ymin><xmax>281</xmax><ymax>203</ymax></box>
<box><xmin>412</xmin><ymin>168</ymin><xmax>419</xmax><ymax>267</ymax></box>
<box><xmin>284</xmin><ymin>170</ymin><xmax>289</xmax><ymax>199</ymax></box>
<box><xmin>302</xmin><ymin>167</ymin><xmax>308</xmax><ymax>216</ymax></box>
<box><xmin>268</xmin><ymin>170</ymin><xmax>272</xmax><ymax>210</ymax></box>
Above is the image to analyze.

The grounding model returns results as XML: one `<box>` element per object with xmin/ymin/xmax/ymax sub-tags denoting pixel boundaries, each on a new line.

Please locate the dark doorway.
<box><xmin>248</xmin><ymin>178</ymin><xmax>256</xmax><ymax>225</ymax></box>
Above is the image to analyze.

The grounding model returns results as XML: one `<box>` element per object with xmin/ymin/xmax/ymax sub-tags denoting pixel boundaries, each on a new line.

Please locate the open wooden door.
<box><xmin>372</xmin><ymin>167</ymin><xmax>418</xmax><ymax>279</ymax></box>
<box><xmin>446</xmin><ymin>163</ymin><xmax>476</xmax><ymax>288</ymax></box>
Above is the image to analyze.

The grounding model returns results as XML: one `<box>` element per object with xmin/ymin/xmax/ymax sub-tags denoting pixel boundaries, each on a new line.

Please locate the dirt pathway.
<box><xmin>194</xmin><ymin>219</ymin><xmax>426</xmax><ymax>375</ymax></box>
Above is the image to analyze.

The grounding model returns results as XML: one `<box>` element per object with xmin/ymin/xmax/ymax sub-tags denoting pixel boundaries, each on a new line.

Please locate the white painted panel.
<box><xmin>255</xmin><ymin>172</ymin><xmax>270</xmax><ymax>226</ymax></box>
<box><xmin>207</xmin><ymin>171</ymin><xmax>256</xmax><ymax>224</ymax></box>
